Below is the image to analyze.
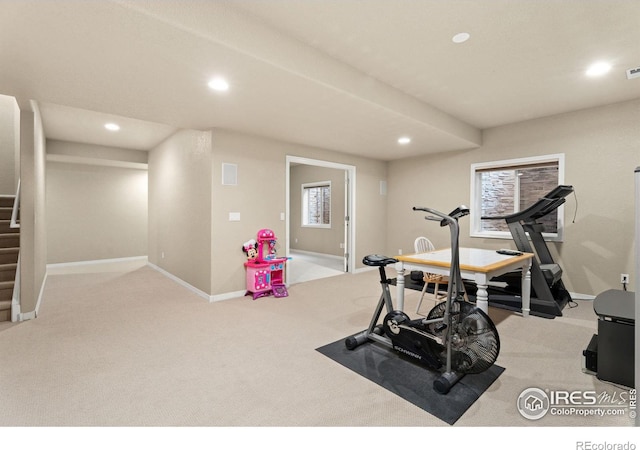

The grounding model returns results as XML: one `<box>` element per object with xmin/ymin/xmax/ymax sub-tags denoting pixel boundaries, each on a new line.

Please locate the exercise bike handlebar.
<box><xmin>413</xmin><ymin>205</ymin><xmax>467</xmax><ymax>376</ymax></box>
<box><xmin>412</xmin><ymin>205</ymin><xmax>469</xmax><ymax>227</ymax></box>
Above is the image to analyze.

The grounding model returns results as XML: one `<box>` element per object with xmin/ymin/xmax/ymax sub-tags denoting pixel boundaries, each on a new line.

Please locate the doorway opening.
<box><xmin>285</xmin><ymin>156</ymin><xmax>355</xmax><ymax>284</ymax></box>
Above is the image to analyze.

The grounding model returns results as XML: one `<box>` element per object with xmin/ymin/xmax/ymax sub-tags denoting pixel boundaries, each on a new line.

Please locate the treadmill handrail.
<box><xmin>482</xmin><ymin>198</ymin><xmax>565</xmax><ymax>222</ymax></box>
<box><xmin>481</xmin><ymin>185</ymin><xmax>573</xmax><ymax>223</ymax></box>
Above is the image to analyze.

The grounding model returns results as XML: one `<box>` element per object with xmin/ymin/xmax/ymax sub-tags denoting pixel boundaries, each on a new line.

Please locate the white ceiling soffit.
<box><xmin>39</xmin><ymin>102</ymin><xmax>177</xmax><ymax>151</ymax></box>
<box><xmin>1</xmin><ymin>1</ymin><xmax>639</xmax><ymax>160</ymax></box>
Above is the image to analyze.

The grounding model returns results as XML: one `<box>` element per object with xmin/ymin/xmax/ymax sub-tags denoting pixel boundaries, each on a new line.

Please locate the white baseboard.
<box><xmin>211</xmin><ymin>290</ymin><xmax>247</xmax><ymax>302</ymax></box>
<box><xmin>290</xmin><ymin>249</ymin><xmax>343</xmax><ymax>260</ymax></box>
<box><xmin>18</xmin><ymin>310</ymin><xmax>36</xmax><ymax>321</ymax></box>
<box><xmin>146</xmin><ymin>262</ymin><xmax>210</xmax><ymax>301</ymax></box>
<box><xmin>146</xmin><ymin>262</ymin><xmax>247</xmax><ymax>303</ymax></box>
<box><xmin>13</xmin><ymin>269</ymin><xmax>47</xmax><ymax>322</ymax></box>
<box><xmin>44</xmin><ymin>257</ymin><xmax>247</xmax><ymax>305</ymax></box>
<box><xmin>47</xmin><ymin>255</ymin><xmax>148</xmax><ymax>272</ymax></box>
<box><xmin>28</xmin><ymin>256</ymin><xmax>146</xmax><ymax>322</ymax></box>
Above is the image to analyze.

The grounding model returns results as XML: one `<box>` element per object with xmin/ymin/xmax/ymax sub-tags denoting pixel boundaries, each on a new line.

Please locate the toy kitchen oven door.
<box><xmin>243</xmin><ymin>228</ymin><xmax>289</xmax><ymax>299</ymax></box>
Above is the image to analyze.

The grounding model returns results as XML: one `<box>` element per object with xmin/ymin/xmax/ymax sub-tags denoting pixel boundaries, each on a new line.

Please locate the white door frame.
<box><xmin>285</xmin><ymin>155</ymin><xmax>356</xmax><ymax>280</ymax></box>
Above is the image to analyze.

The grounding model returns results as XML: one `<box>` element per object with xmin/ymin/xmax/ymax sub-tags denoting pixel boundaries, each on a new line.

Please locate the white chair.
<box><xmin>414</xmin><ymin>237</ymin><xmax>447</xmax><ymax>316</ymax></box>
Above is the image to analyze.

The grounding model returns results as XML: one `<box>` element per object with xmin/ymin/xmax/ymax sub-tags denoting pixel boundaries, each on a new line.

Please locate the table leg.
<box><xmin>521</xmin><ymin>260</ymin><xmax>532</xmax><ymax>318</ymax></box>
<box><xmin>395</xmin><ymin>262</ymin><xmax>405</xmax><ymax>311</ymax></box>
<box><xmin>476</xmin><ymin>282</ymin><xmax>489</xmax><ymax>314</ymax></box>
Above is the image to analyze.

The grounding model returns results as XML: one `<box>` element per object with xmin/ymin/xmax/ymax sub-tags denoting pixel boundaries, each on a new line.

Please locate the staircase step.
<box><xmin>0</xmin><ymin>281</ymin><xmax>14</xmax><ymax>301</ymax></box>
<box><xmin>0</xmin><ymin>220</ymin><xmax>19</xmax><ymax>234</ymax></box>
<box><xmin>0</xmin><ymin>199</ymin><xmax>16</xmax><ymax>322</ymax></box>
<box><xmin>0</xmin><ymin>233</ymin><xmax>19</xmax><ymax>248</ymax></box>
<box><xmin>0</xmin><ymin>196</ymin><xmax>15</xmax><ymax>208</ymax></box>
<box><xmin>0</xmin><ymin>248</ymin><xmax>19</xmax><ymax>265</ymax></box>
<box><xmin>0</xmin><ymin>263</ymin><xmax>17</xmax><ymax>282</ymax></box>
<box><xmin>0</xmin><ymin>207</ymin><xmax>12</xmax><ymax>221</ymax></box>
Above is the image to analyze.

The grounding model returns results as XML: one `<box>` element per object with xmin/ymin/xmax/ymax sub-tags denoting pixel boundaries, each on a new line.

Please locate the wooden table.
<box><xmin>395</xmin><ymin>248</ymin><xmax>534</xmax><ymax>317</ymax></box>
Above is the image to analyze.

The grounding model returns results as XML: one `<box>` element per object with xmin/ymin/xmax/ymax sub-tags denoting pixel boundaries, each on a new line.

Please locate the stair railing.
<box><xmin>10</xmin><ymin>179</ymin><xmax>20</xmax><ymax>229</ymax></box>
<box><xmin>10</xmin><ymin>179</ymin><xmax>20</xmax><ymax>321</ymax></box>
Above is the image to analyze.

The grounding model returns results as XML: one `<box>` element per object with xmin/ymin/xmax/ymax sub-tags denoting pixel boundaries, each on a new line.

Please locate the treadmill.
<box><xmin>479</xmin><ymin>185</ymin><xmax>574</xmax><ymax>318</ymax></box>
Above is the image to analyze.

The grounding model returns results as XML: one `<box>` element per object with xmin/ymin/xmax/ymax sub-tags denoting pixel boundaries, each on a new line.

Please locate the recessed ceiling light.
<box><xmin>452</xmin><ymin>32</ymin><xmax>470</xmax><ymax>44</ymax></box>
<box><xmin>208</xmin><ymin>77</ymin><xmax>230</xmax><ymax>91</ymax></box>
<box><xmin>104</xmin><ymin>123</ymin><xmax>120</xmax><ymax>131</ymax></box>
<box><xmin>398</xmin><ymin>137</ymin><xmax>411</xmax><ymax>145</ymax></box>
<box><xmin>586</xmin><ymin>61</ymin><xmax>611</xmax><ymax>77</ymax></box>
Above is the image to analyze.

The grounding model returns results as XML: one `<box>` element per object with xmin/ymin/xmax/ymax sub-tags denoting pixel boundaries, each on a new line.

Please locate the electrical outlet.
<box><xmin>621</xmin><ymin>273</ymin><xmax>629</xmax><ymax>284</ymax></box>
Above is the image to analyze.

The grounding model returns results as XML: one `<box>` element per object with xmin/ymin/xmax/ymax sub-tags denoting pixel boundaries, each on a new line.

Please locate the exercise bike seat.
<box><xmin>363</xmin><ymin>254</ymin><xmax>398</xmax><ymax>267</ymax></box>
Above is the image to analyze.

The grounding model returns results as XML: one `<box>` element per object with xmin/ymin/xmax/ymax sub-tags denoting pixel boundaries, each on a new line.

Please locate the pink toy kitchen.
<box><xmin>242</xmin><ymin>228</ymin><xmax>289</xmax><ymax>299</ymax></box>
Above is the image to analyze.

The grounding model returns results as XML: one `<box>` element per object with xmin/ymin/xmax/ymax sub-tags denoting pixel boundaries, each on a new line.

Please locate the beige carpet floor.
<box><xmin>0</xmin><ymin>263</ymin><xmax>634</xmax><ymax>433</ymax></box>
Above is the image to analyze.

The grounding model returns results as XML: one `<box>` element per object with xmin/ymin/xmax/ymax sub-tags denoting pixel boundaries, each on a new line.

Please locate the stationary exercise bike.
<box><xmin>345</xmin><ymin>206</ymin><xmax>501</xmax><ymax>394</ymax></box>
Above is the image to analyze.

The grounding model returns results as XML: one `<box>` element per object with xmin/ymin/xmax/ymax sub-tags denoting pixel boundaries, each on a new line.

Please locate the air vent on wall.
<box><xmin>222</xmin><ymin>163</ymin><xmax>238</xmax><ymax>185</ymax></box>
<box><xmin>626</xmin><ymin>66</ymin><xmax>640</xmax><ymax>80</ymax></box>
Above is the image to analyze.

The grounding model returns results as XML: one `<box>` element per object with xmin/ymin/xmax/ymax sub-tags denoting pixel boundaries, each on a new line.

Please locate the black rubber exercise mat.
<box><xmin>316</xmin><ymin>336</ymin><xmax>505</xmax><ymax>425</ymax></box>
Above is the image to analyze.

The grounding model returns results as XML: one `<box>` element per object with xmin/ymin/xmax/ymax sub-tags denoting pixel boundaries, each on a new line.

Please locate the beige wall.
<box><xmin>0</xmin><ymin>95</ymin><xmax>19</xmax><ymax>195</ymax></box>
<box><xmin>45</xmin><ymin>140</ymin><xmax>148</xmax><ymax>264</ymax></box>
<box><xmin>19</xmin><ymin>102</ymin><xmax>47</xmax><ymax>315</ymax></box>
<box><xmin>210</xmin><ymin>129</ymin><xmax>387</xmax><ymax>296</ymax></box>
<box><xmin>387</xmin><ymin>99</ymin><xmax>640</xmax><ymax>296</ymax></box>
<box><xmin>148</xmin><ymin>129</ymin><xmax>213</xmax><ymax>294</ymax></box>
<box><xmin>46</xmin><ymin>160</ymin><xmax>148</xmax><ymax>264</ymax></box>
<box><xmin>290</xmin><ymin>164</ymin><xmax>345</xmax><ymax>256</ymax></box>
<box><xmin>17</xmin><ymin>98</ymin><xmax>637</xmax><ymax>312</ymax></box>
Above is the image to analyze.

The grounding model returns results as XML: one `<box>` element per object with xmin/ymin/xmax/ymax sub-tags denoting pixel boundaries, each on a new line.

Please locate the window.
<box><xmin>470</xmin><ymin>154</ymin><xmax>565</xmax><ymax>241</ymax></box>
<box><xmin>302</xmin><ymin>181</ymin><xmax>331</xmax><ymax>227</ymax></box>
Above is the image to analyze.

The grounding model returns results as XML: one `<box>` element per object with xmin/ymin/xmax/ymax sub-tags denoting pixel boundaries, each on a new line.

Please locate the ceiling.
<box><xmin>1</xmin><ymin>0</ymin><xmax>639</xmax><ymax>160</ymax></box>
